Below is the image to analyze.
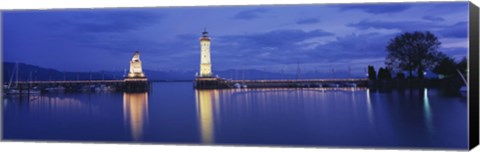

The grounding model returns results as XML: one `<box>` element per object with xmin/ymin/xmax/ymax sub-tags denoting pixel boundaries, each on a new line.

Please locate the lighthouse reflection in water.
<box><xmin>195</xmin><ymin>89</ymin><xmax>220</xmax><ymax>144</ymax></box>
<box><xmin>123</xmin><ymin>92</ymin><xmax>149</xmax><ymax>141</ymax></box>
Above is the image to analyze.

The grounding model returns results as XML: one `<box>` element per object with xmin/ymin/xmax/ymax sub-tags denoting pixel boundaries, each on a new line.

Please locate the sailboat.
<box><xmin>4</xmin><ymin>62</ymin><xmax>20</xmax><ymax>95</ymax></box>
<box><xmin>27</xmin><ymin>71</ymin><xmax>41</xmax><ymax>94</ymax></box>
<box><xmin>4</xmin><ymin>63</ymin><xmax>41</xmax><ymax>95</ymax></box>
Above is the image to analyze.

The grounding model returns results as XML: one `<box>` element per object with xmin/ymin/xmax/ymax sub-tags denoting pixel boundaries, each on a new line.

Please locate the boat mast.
<box><xmin>296</xmin><ymin>61</ymin><xmax>301</xmax><ymax>79</ymax></box>
<box><xmin>7</xmin><ymin>63</ymin><xmax>16</xmax><ymax>89</ymax></box>
<box><xmin>15</xmin><ymin>62</ymin><xmax>19</xmax><ymax>88</ymax></box>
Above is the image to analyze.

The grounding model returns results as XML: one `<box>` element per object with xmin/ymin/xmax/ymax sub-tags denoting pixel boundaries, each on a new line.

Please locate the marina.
<box><xmin>2</xmin><ymin>2</ymin><xmax>474</xmax><ymax>149</ymax></box>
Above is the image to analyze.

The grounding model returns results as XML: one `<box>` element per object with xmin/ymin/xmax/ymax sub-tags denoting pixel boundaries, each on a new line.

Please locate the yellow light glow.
<box><xmin>199</xmin><ymin>32</ymin><xmax>212</xmax><ymax>77</ymax></box>
<box><xmin>123</xmin><ymin>92</ymin><xmax>149</xmax><ymax>141</ymax></box>
<box><xmin>127</xmin><ymin>51</ymin><xmax>146</xmax><ymax>78</ymax></box>
<box><xmin>195</xmin><ymin>89</ymin><xmax>219</xmax><ymax>144</ymax></box>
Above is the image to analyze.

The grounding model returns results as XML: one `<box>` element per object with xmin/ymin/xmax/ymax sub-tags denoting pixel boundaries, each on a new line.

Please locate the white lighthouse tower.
<box><xmin>199</xmin><ymin>29</ymin><xmax>213</xmax><ymax>77</ymax></box>
<box><xmin>195</xmin><ymin>29</ymin><xmax>225</xmax><ymax>89</ymax></box>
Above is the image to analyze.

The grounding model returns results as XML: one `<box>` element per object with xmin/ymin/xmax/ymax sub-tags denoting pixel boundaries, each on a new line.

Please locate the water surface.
<box><xmin>3</xmin><ymin>82</ymin><xmax>468</xmax><ymax>149</ymax></box>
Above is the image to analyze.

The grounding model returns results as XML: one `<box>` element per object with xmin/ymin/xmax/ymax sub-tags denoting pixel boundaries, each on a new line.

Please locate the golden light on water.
<box><xmin>28</xmin><ymin>96</ymin><xmax>99</xmax><ymax>116</ymax></box>
<box><xmin>195</xmin><ymin>89</ymin><xmax>219</xmax><ymax>144</ymax></box>
<box><xmin>123</xmin><ymin>92</ymin><xmax>149</xmax><ymax>141</ymax></box>
<box><xmin>192</xmin><ymin>87</ymin><xmax>378</xmax><ymax>144</ymax></box>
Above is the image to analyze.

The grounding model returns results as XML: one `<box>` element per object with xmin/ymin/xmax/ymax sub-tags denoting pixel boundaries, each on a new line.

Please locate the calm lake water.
<box><xmin>3</xmin><ymin>82</ymin><xmax>468</xmax><ymax>149</ymax></box>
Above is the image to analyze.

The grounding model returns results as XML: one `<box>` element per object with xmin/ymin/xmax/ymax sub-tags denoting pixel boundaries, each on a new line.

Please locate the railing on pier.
<box><xmin>195</xmin><ymin>78</ymin><xmax>370</xmax><ymax>89</ymax></box>
<box><xmin>10</xmin><ymin>79</ymin><xmax>150</xmax><ymax>92</ymax></box>
<box><xmin>227</xmin><ymin>78</ymin><xmax>369</xmax><ymax>83</ymax></box>
<box><xmin>14</xmin><ymin>80</ymin><xmax>125</xmax><ymax>84</ymax></box>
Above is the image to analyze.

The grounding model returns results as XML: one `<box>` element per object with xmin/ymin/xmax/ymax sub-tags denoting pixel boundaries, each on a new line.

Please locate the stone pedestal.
<box><xmin>124</xmin><ymin>77</ymin><xmax>150</xmax><ymax>92</ymax></box>
<box><xmin>195</xmin><ymin>77</ymin><xmax>228</xmax><ymax>89</ymax></box>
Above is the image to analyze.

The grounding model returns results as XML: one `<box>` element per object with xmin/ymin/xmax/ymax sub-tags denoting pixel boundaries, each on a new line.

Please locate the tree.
<box><xmin>385</xmin><ymin>31</ymin><xmax>443</xmax><ymax>79</ymax></box>
<box><xmin>384</xmin><ymin>68</ymin><xmax>392</xmax><ymax>80</ymax></box>
<box><xmin>377</xmin><ymin>68</ymin><xmax>385</xmax><ymax>80</ymax></box>
<box><xmin>457</xmin><ymin>57</ymin><xmax>467</xmax><ymax>74</ymax></box>
<box><xmin>377</xmin><ymin>67</ymin><xmax>392</xmax><ymax>80</ymax></box>
<box><xmin>368</xmin><ymin>65</ymin><xmax>376</xmax><ymax>80</ymax></box>
<box><xmin>433</xmin><ymin>56</ymin><xmax>457</xmax><ymax>78</ymax></box>
<box><xmin>395</xmin><ymin>72</ymin><xmax>405</xmax><ymax>80</ymax></box>
<box><xmin>433</xmin><ymin>56</ymin><xmax>467</xmax><ymax>80</ymax></box>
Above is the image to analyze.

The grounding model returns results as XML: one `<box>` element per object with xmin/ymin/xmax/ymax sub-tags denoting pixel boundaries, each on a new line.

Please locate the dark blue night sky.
<box><xmin>2</xmin><ymin>2</ymin><xmax>469</xmax><ymax>76</ymax></box>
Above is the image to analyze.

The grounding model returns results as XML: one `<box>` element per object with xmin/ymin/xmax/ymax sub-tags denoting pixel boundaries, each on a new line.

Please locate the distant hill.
<box><xmin>3</xmin><ymin>62</ymin><xmax>123</xmax><ymax>83</ymax></box>
<box><xmin>2</xmin><ymin>62</ymin><xmax>367</xmax><ymax>83</ymax></box>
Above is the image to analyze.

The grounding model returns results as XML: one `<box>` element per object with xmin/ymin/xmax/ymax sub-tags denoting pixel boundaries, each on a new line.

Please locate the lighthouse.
<box><xmin>199</xmin><ymin>29</ymin><xmax>213</xmax><ymax>77</ymax></box>
<box><xmin>124</xmin><ymin>51</ymin><xmax>149</xmax><ymax>92</ymax></box>
<box><xmin>195</xmin><ymin>29</ymin><xmax>228</xmax><ymax>89</ymax></box>
<box><xmin>127</xmin><ymin>51</ymin><xmax>145</xmax><ymax>78</ymax></box>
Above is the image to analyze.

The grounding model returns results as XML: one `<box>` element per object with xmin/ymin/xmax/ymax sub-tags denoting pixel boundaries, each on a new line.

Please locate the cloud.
<box><xmin>219</xmin><ymin>29</ymin><xmax>333</xmax><ymax>48</ymax></box>
<box><xmin>48</xmin><ymin>10</ymin><xmax>162</xmax><ymax>33</ymax></box>
<box><xmin>201</xmin><ymin>29</ymin><xmax>335</xmax><ymax>69</ymax></box>
<box><xmin>307</xmin><ymin>33</ymin><xmax>392</xmax><ymax>63</ymax></box>
<box><xmin>440</xmin><ymin>47</ymin><xmax>468</xmax><ymax>60</ymax></box>
<box><xmin>176</xmin><ymin>34</ymin><xmax>198</xmax><ymax>40</ymax></box>
<box><xmin>347</xmin><ymin>20</ymin><xmax>467</xmax><ymax>38</ymax></box>
<box><xmin>72</xmin><ymin>33</ymin><xmax>202</xmax><ymax>70</ymax></box>
<box><xmin>37</xmin><ymin>9</ymin><xmax>166</xmax><ymax>56</ymax></box>
<box><xmin>209</xmin><ymin>30</ymin><xmax>396</xmax><ymax>71</ymax></box>
<box><xmin>339</xmin><ymin>3</ymin><xmax>411</xmax><ymax>14</ymax></box>
<box><xmin>233</xmin><ymin>9</ymin><xmax>267</xmax><ymax>20</ymax></box>
<box><xmin>422</xmin><ymin>16</ymin><xmax>445</xmax><ymax>22</ymax></box>
<box><xmin>428</xmin><ymin>2</ymin><xmax>469</xmax><ymax>10</ymax></box>
<box><xmin>3</xmin><ymin>3</ymin><xmax>468</xmax><ymax>72</ymax></box>
<box><xmin>234</xmin><ymin>31</ymin><xmax>464</xmax><ymax>73</ymax></box>
<box><xmin>437</xmin><ymin>22</ymin><xmax>468</xmax><ymax>38</ymax></box>
<box><xmin>296</xmin><ymin>18</ymin><xmax>320</xmax><ymax>25</ymax></box>
<box><xmin>347</xmin><ymin>20</ymin><xmax>442</xmax><ymax>31</ymax></box>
